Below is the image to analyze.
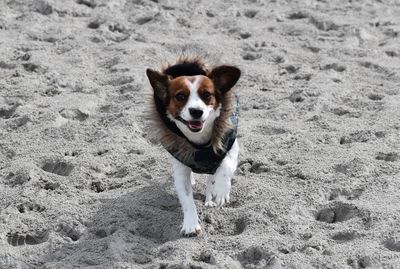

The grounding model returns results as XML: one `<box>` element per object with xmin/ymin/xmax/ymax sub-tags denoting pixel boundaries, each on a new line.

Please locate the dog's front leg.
<box><xmin>205</xmin><ymin>140</ymin><xmax>239</xmax><ymax>207</ymax></box>
<box><xmin>170</xmin><ymin>156</ymin><xmax>201</xmax><ymax>236</ymax></box>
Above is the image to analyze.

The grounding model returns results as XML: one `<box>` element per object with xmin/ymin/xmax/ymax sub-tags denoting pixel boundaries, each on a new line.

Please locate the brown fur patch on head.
<box><xmin>167</xmin><ymin>77</ymin><xmax>190</xmax><ymax>117</ymax></box>
<box><xmin>197</xmin><ymin>76</ymin><xmax>218</xmax><ymax>109</ymax></box>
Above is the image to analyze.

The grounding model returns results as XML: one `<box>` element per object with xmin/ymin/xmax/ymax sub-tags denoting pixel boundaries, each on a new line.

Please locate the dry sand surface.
<box><xmin>1</xmin><ymin>0</ymin><xmax>400</xmax><ymax>268</ymax></box>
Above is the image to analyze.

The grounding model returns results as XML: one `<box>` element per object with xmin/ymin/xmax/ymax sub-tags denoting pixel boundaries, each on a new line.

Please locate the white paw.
<box><xmin>180</xmin><ymin>219</ymin><xmax>201</xmax><ymax>236</ymax></box>
<box><xmin>205</xmin><ymin>180</ymin><xmax>231</xmax><ymax>207</ymax></box>
<box><xmin>205</xmin><ymin>201</ymin><xmax>217</xmax><ymax>207</ymax></box>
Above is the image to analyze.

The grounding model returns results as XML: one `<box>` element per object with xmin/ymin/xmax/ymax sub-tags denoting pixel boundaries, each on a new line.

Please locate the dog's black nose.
<box><xmin>189</xmin><ymin>108</ymin><xmax>203</xmax><ymax>119</ymax></box>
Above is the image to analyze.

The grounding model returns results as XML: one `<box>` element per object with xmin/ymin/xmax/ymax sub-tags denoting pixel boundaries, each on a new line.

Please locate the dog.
<box><xmin>146</xmin><ymin>56</ymin><xmax>240</xmax><ymax>236</ymax></box>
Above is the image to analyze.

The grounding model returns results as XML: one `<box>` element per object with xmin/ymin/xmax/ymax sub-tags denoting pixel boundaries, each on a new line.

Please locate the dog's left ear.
<box><xmin>208</xmin><ymin>65</ymin><xmax>241</xmax><ymax>93</ymax></box>
<box><xmin>146</xmin><ymin>68</ymin><xmax>169</xmax><ymax>100</ymax></box>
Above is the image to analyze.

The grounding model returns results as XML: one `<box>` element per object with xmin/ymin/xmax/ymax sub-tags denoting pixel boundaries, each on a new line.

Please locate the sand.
<box><xmin>1</xmin><ymin>0</ymin><xmax>400</xmax><ymax>268</ymax></box>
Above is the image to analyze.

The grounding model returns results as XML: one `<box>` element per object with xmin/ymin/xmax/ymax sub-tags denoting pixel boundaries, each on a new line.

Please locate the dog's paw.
<box><xmin>181</xmin><ymin>219</ymin><xmax>201</xmax><ymax>236</ymax></box>
<box><xmin>206</xmin><ymin>180</ymin><xmax>231</xmax><ymax>207</ymax></box>
<box><xmin>205</xmin><ymin>200</ymin><xmax>217</xmax><ymax>207</ymax></box>
<box><xmin>215</xmin><ymin>191</ymin><xmax>230</xmax><ymax>207</ymax></box>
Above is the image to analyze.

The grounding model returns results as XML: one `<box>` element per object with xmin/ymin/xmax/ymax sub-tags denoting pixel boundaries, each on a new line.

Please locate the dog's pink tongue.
<box><xmin>189</xmin><ymin>121</ymin><xmax>203</xmax><ymax>129</ymax></box>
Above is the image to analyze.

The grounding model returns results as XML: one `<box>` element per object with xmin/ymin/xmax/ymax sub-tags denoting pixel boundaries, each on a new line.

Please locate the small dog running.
<box><xmin>146</xmin><ymin>56</ymin><xmax>240</xmax><ymax>236</ymax></box>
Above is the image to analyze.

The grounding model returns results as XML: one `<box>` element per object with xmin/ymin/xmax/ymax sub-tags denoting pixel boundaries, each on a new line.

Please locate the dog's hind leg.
<box><xmin>205</xmin><ymin>140</ymin><xmax>239</xmax><ymax>207</ymax></box>
<box><xmin>170</xmin><ymin>156</ymin><xmax>201</xmax><ymax>236</ymax></box>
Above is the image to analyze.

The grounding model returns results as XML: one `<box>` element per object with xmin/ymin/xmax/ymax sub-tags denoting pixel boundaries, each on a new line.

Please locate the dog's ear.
<box><xmin>146</xmin><ymin>69</ymin><xmax>169</xmax><ymax>99</ymax></box>
<box><xmin>208</xmin><ymin>65</ymin><xmax>241</xmax><ymax>93</ymax></box>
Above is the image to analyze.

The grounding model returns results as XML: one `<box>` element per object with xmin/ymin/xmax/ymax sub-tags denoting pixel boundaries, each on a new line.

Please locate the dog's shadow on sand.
<box><xmin>90</xmin><ymin>182</ymin><xmax>183</xmax><ymax>243</ymax></box>
<box><xmin>42</xmin><ymin>182</ymin><xmax>186</xmax><ymax>266</ymax></box>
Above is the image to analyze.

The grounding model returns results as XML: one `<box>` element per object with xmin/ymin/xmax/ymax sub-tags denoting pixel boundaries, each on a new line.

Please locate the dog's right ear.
<box><xmin>208</xmin><ymin>65</ymin><xmax>241</xmax><ymax>94</ymax></box>
<box><xmin>146</xmin><ymin>69</ymin><xmax>169</xmax><ymax>100</ymax></box>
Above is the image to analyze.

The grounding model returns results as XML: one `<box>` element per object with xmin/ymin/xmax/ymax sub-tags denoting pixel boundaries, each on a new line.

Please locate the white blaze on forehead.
<box><xmin>184</xmin><ymin>75</ymin><xmax>203</xmax><ymax>94</ymax></box>
<box><xmin>184</xmin><ymin>75</ymin><xmax>206</xmax><ymax>109</ymax></box>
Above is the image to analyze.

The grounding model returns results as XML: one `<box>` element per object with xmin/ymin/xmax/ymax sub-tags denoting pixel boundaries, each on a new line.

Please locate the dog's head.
<box><xmin>146</xmin><ymin>65</ymin><xmax>240</xmax><ymax>133</ymax></box>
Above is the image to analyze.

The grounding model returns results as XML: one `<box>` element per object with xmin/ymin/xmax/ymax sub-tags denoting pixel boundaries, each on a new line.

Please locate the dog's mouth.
<box><xmin>176</xmin><ymin>117</ymin><xmax>204</xmax><ymax>132</ymax></box>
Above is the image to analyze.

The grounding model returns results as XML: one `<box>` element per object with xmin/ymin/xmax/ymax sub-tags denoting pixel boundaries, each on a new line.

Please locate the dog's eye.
<box><xmin>201</xmin><ymin>91</ymin><xmax>211</xmax><ymax>101</ymax></box>
<box><xmin>175</xmin><ymin>93</ymin><xmax>186</xmax><ymax>101</ymax></box>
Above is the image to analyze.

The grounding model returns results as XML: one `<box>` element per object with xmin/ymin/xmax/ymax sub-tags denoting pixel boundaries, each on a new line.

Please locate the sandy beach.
<box><xmin>1</xmin><ymin>0</ymin><xmax>400</xmax><ymax>268</ymax></box>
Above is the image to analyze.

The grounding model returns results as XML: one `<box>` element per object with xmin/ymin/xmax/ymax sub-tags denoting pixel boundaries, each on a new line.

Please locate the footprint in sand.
<box><xmin>333</xmin><ymin>158</ymin><xmax>369</xmax><ymax>177</ymax></box>
<box><xmin>309</xmin><ymin>15</ymin><xmax>339</xmax><ymax>31</ymax></box>
<box><xmin>17</xmin><ymin>202</ymin><xmax>45</xmax><ymax>213</ymax></box>
<box><xmin>249</xmin><ymin>162</ymin><xmax>270</xmax><ymax>174</ymax></box>
<box><xmin>0</xmin><ymin>105</ymin><xmax>17</xmax><ymax>119</ymax></box>
<box><xmin>93</xmin><ymin>229</ymin><xmax>108</xmax><ymax>239</ymax></box>
<box><xmin>339</xmin><ymin>130</ymin><xmax>373</xmax><ymax>144</ymax></box>
<box><xmin>76</xmin><ymin>0</ymin><xmax>96</xmax><ymax>8</ymax></box>
<box><xmin>238</xmin><ymin>246</ymin><xmax>281</xmax><ymax>268</ymax></box>
<box><xmin>33</xmin><ymin>0</ymin><xmax>53</xmax><ymax>15</ymax></box>
<box><xmin>358</xmin><ymin>61</ymin><xmax>395</xmax><ymax>77</ymax></box>
<box><xmin>22</xmin><ymin>63</ymin><xmax>40</xmax><ymax>72</ymax></box>
<box><xmin>64</xmin><ymin>150</ymin><xmax>80</xmax><ymax>157</ymax></box>
<box><xmin>347</xmin><ymin>256</ymin><xmax>374</xmax><ymax>268</ymax></box>
<box><xmin>331</xmin><ymin>230</ymin><xmax>358</xmax><ymax>242</ymax></box>
<box><xmin>383</xmin><ymin>239</ymin><xmax>400</xmax><ymax>252</ymax></box>
<box><xmin>385</xmin><ymin>50</ymin><xmax>399</xmax><ymax>57</ymax></box>
<box><xmin>43</xmin><ymin>181</ymin><xmax>60</xmax><ymax>191</ymax></box>
<box><xmin>316</xmin><ymin>202</ymin><xmax>360</xmax><ymax>224</ymax></box>
<box><xmin>91</xmin><ymin>181</ymin><xmax>105</xmax><ymax>193</ymax></box>
<box><xmin>41</xmin><ymin>160</ymin><xmax>74</xmax><ymax>176</ymax></box>
<box><xmin>238</xmin><ymin>159</ymin><xmax>270</xmax><ymax>174</ymax></box>
<box><xmin>5</xmin><ymin>171</ymin><xmax>31</xmax><ymax>186</ymax></box>
<box><xmin>367</xmin><ymin>93</ymin><xmax>384</xmax><ymax>101</ymax></box>
<box><xmin>328</xmin><ymin>188</ymin><xmax>364</xmax><ymax>201</ymax></box>
<box><xmin>59</xmin><ymin>108</ymin><xmax>89</xmax><ymax>121</ymax></box>
<box><xmin>287</xmin><ymin>11</ymin><xmax>309</xmax><ymax>20</ymax></box>
<box><xmin>55</xmin><ymin>223</ymin><xmax>81</xmax><ymax>242</ymax></box>
<box><xmin>244</xmin><ymin>10</ymin><xmax>258</xmax><ymax>18</ymax></box>
<box><xmin>88</xmin><ymin>20</ymin><xmax>101</xmax><ymax>29</ymax></box>
<box><xmin>321</xmin><ymin>63</ymin><xmax>346</xmax><ymax>72</ymax></box>
<box><xmin>289</xmin><ymin>90</ymin><xmax>305</xmax><ymax>103</ymax></box>
<box><xmin>7</xmin><ymin>231</ymin><xmax>49</xmax><ymax>247</ymax></box>
<box><xmin>376</xmin><ymin>152</ymin><xmax>399</xmax><ymax>162</ymax></box>
<box><xmin>212</xmin><ymin>217</ymin><xmax>248</xmax><ymax>236</ymax></box>
<box><xmin>197</xmin><ymin>250</ymin><xmax>217</xmax><ymax>265</ymax></box>
<box><xmin>242</xmin><ymin>52</ymin><xmax>262</xmax><ymax>61</ymax></box>
<box><xmin>0</xmin><ymin>61</ymin><xmax>16</xmax><ymax>69</ymax></box>
<box><xmin>282</xmin><ymin>64</ymin><xmax>301</xmax><ymax>74</ymax></box>
<box><xmin>331</xmin><ymin>107</ymin><xmax>361</xmax><ymax>118</ymax></box>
